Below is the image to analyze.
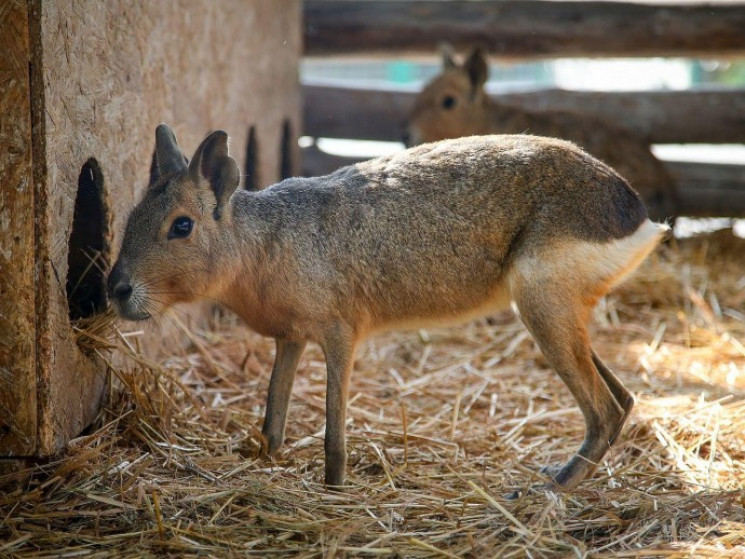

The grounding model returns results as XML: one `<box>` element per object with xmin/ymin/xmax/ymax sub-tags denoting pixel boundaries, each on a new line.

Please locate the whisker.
<box><xmin>135</xmin><ymin>264</ymin><xmax>214</xmax><ymax>286</ymax></box>
<box><xmin>147</xmin><ymin>291</ymin><xmax>225</xmax><ymax>307</ymax></box>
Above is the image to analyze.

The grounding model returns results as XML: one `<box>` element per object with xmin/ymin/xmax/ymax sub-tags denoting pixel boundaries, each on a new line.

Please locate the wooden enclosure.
<box><xmin>302</xmin><ymin>0</ymin><xmax>745</xmax><ymax>217</ymax></box>
<box><xmin>0</xmin><ymin>0</ymin><xmax>301</xmax><ymax>462</ymax></box>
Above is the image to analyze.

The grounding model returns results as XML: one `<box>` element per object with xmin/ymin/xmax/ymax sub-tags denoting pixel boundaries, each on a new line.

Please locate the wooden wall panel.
<box><xmin>33</xmin><ymin>0</ymin><xmax>301</xmax><ymax>454</ymax></box>
<box><xmin>1</xmin><ymin>0</ymin><xmax>301</xmax><ymax>457</ymax></box>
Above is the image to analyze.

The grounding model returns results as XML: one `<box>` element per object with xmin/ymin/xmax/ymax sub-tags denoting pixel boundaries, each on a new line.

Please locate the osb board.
<box><xmin>0</xmin><ymin>0</ymin><xmax>37</xmax><ymax>456</ymax></box>
<box><xmin>33</xmin><ymin>0</ymin><xmax>301</xmax><ymax>455</ymax></box>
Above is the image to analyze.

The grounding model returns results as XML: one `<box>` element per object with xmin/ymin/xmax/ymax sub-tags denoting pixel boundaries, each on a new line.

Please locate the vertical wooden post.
<box><xmin>0</xmin><ymin>0</ymin><xmax>37</xmax><ymax>457</ymax></box>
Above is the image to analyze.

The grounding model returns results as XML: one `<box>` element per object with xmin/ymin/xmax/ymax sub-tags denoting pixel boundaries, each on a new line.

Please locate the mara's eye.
<box><xmin>442</xmin><ymin>95</ymin><xmax>457</xmax><ymax>110</ymax></box>
<box><xmin>168</xmin><ymin>216</ymin><xmax>193</xmax><ymax>239</ymax></box>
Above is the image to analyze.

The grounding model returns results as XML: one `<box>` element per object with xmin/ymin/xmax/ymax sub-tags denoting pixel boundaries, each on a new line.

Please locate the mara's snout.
<box><xmin>106</xmin><ymin>260</ymin><xmax>149</xmax><ymax>321</ymax></box>
<box><xmin>110</xmin><ymin>124</ymin><xmax>669</xmax><ymax>492</ymax></box>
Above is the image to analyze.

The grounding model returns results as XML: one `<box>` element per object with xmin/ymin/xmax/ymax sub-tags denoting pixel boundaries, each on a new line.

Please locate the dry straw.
<box><xmin>2</xmin><ymin>228</ymin><xmax>745</xmax><ymax>557</ymax></box>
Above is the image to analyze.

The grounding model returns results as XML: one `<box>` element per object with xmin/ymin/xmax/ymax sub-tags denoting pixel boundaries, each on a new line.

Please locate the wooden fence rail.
<box><xmin>303</xmin><ymin>84</ymin><xmax>745</xmax><ymax>145</ymax></box>
<box><xmin>671</xmin><ymin>162</ymin><xmax>745</xmax><ymax>218</ymax></box>
<box><xmin>305</xmin><ymin>0</ymin><xmax>745</xmax><ymax>58</ymax></box>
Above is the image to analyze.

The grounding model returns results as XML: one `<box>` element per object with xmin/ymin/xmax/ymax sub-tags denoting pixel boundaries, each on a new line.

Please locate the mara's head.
<box><xmin>107</xmin><ymin>124</ymin><xmax>240</xmax><ymax>321</ymax></box>
<box><xmin>405</xmin><ymin>46</ymin><xmax>490</xmax><ymax>146</ymax></box>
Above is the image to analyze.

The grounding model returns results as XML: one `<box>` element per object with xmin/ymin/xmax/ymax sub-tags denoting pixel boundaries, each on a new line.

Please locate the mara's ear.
<box><xmin>148</xmin><ymin>147</ymin><xmax>159</xmax><ymax>187</ymax></box>
<box><xmin>150</xmin><ymin>124</ymin><xmax>188</xmax><ymax>185</ymax></box>
<box><xmin>189</xmin><ymin>130</ymin><xmax>240</xmax><ymax>220</ymax></box>
<box><xmin>463</xmin><ymin>46</ymin><xmax>489</xmax><ymax>92</ymax></box>
<box><xmin>439</xmin><ymin>43</ymin><xmax>457</xmax><ymax>69</ymax></box>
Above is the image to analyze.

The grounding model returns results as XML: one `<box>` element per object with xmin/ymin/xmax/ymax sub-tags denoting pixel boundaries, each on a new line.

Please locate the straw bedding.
<box><xmin>2</xmin><ymin>228</ymin><xmax>745</xmax><ymax>557</ymax></box>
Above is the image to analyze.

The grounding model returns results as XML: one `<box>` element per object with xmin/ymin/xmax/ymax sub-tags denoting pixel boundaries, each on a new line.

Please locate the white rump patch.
<box><xmin>510</xmin><ymin>219</ymin><xmax>670</xmax><ymax>294</ymax></box>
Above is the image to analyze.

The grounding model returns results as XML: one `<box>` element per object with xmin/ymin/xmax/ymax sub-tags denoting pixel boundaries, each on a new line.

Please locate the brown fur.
<box><xmin>406</xmin><ymin>47</ymin><xmax>679</xmax><ymax>222</ymax></box>
<box><xmin>108</xmin><ymin>125</ymin><xmax>669</xmax><ymax>491</ymax></box>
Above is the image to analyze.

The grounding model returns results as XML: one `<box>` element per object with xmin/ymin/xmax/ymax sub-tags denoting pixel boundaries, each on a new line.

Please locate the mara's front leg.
<box><xmin>261</xmin><ymin>338</ymin><xmax>307</xmax><ymax>454</ymax></box>
<box><xmin>321</xmin><ymin>324</ymin><xmax>358</xmax><ymax>487</ymax></box>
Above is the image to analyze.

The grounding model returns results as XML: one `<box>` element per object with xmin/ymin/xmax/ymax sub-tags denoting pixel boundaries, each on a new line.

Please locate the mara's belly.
<box><xmin>367</xmin><ymin>278</ymin><xmax>514</xmax><ymax>334</ymax></box>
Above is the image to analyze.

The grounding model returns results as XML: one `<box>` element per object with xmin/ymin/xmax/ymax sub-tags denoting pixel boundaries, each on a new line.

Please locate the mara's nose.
<box><xmin>107</xmin><ymin>262</ymin><xmax>132</xmax><ymax>302</ymax></box>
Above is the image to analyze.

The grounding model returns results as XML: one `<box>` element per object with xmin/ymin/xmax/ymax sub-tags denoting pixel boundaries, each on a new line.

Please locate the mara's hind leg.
<box><xmin>592</xmin><ymin>349</ymin><xmax>634</xmax><ymax>446</ymax></box>
<box><xmin>514</xmin><ymin>289</ymin><xmax>628</xmax><ymax>491</ymax></box>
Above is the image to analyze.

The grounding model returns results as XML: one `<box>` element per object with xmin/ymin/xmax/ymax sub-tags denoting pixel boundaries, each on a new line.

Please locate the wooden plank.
<box><xmin>301</xmin><ymin>146</ymin><xmax>745</xmax><ymax>218</ymax></box>
<box><xmin>500</xmin><ymin>88</ymin><xmax>745</xmax><ymax>145</ymax></box>
<box><xmin>301</xmin><ymin>144</ymin><xmax>362</xmax><ymax>178</ymax></box>
<box><xmin>0</xmin><ymin>0</ymin><xmax>37</xmax><ymax>456</ymax></box>
<box><xmin>303</xmin><ymin>85</ymin><xmax>745</xmax><ymax>145</ymax></box>
<box><xmin>303</xmin><ymin>85</ymin><xmax>412</xmax><ymax>143</ymax></box>
<box><xmin>670</xmin><ymin>161</ymin><xmax>745</xmax><ymax>218</ymax></box>
<box><xmin>305</xmin><ymin>0</ymin><xmax>745</xmax><ymax>58</ymax></box>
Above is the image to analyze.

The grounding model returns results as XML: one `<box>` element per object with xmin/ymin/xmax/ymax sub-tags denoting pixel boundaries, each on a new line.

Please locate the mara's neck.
<box><xmin>210</xmin><ymin>196</ymin><xmax>265</xmax><ymax>318</ymax></box>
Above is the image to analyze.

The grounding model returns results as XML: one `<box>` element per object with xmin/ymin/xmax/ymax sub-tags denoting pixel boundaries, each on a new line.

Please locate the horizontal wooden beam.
<box><xmin>303</xmin><ymin>85</ymin><xmax>411</xmax><ymax>143</ymax></box>
<box><xmin>670</xmin><ymin>161</ymin><xmax>745</xmax><ymax>218</ymax></box>
<box><xmin>303</xmin><ymin>85</ymin><xmax>745</xmax><ymax>145</ymax></box>
<box><xmin>301</xmin><ymin>145</ymin><xmax>361</xmax><ymax>178</ymax></box>
<box><xmin>304</xmin><ymin>1</ymin><xmax>745</xmax><ymax>58</ymax></box>
<box><xmin>503</xmin><ymin>88</ymin><xmax>745</xmax><ymax>145</ymax></box>
<box><xmin>300</xmin><ymin>146</ymin><xmax>745</xmax><ymax>218</ymax></box>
